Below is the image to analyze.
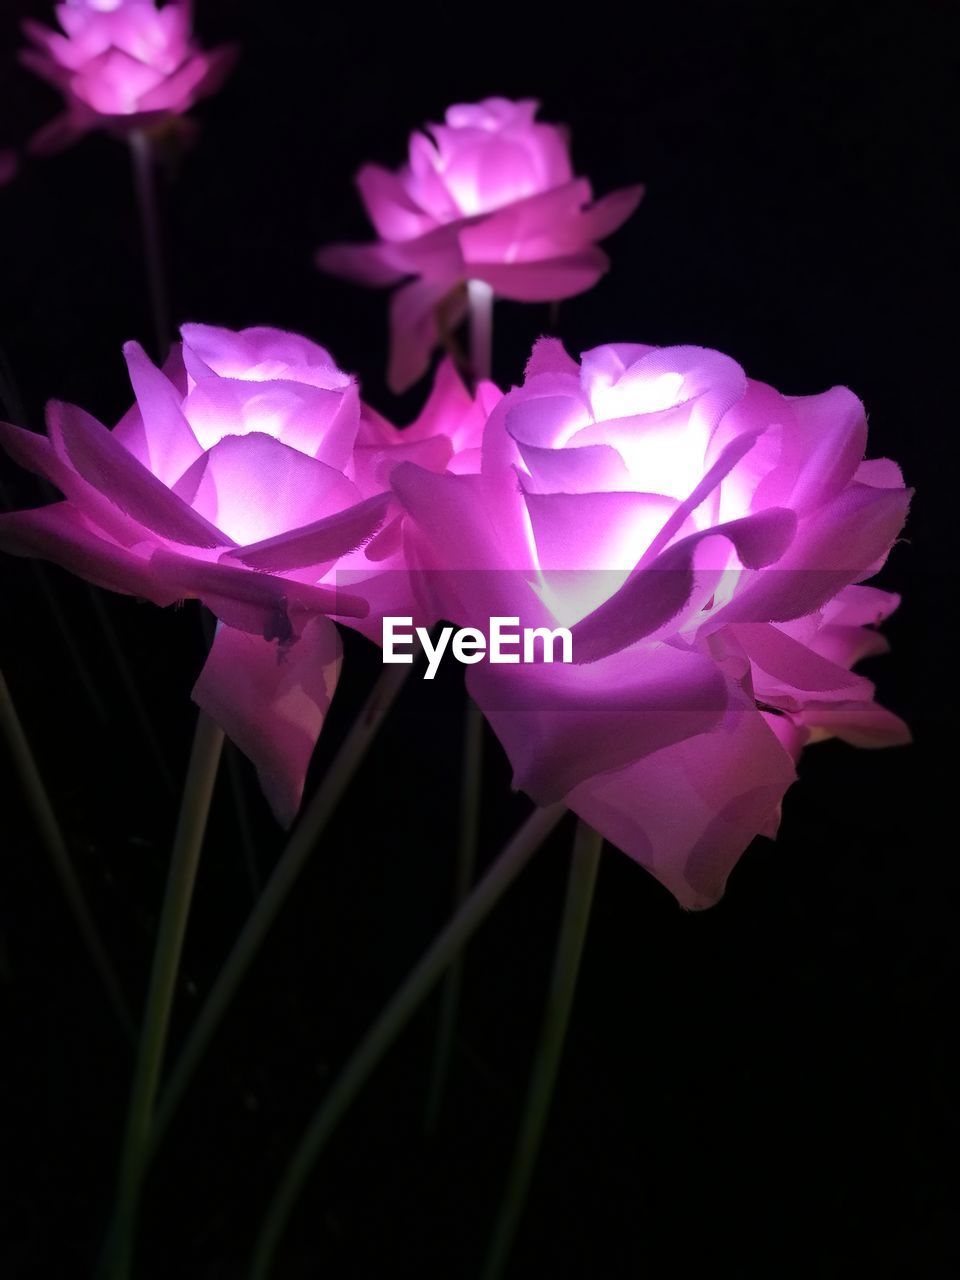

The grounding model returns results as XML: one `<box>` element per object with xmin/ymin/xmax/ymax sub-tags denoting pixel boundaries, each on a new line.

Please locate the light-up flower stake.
<box><xmin>0</xmin><ymin>324</ymin><xmax>388</xmax><ymax>824</ymax></box>
<box><xmin>317</xmin><ymin>97</ymin><xmax>644</xmax><ymax>391</ymax></box>
<box><xmin>21</xmin><ymin>1</ymin><xmax>237</xmax><ymax>358</ymax></box>
<box><xmin>396</xmin><ymin>337</ymin><xmax>912</xmax><ymax>909</ymax></box>
<box><xmin>21</xmin><ymin>0</ymin><xmax>236</xmax><ymax>153</ymax></box>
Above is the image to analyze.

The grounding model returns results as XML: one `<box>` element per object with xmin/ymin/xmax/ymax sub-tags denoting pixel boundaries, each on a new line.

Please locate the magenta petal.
<box><xmin>729</xmin><ymin>622</ymin><xmax>874</xmax><ymax>708</ymax></box>
<box><xmin>568</xmin><ymin>706</ymin><xmax>797</xmax><ymax>909</ymax></box>
<box><xmin>387</xmin><ymin>279</ymin><xmax>459</xmax><ymax>394</ymax></box>
<box><xmin>149</xmin><ymin>549</ymin><xmax>367</xmax><ymax>642</ymax></box>
<box><xmin>577</xmin><ymin>183</ymin><xmax>646</xmax><ymax>241</ymax></box>
<box><xmin>523</xmin><ymin>338</ymin><xmax>582</xmax><ymax>380</ymax></box>
<box><xmin>0</xmin><ymin>417</ymin><xmax>161</xmax><ymax>550</ymax></box>
<box><xmin>120</xmin><ymin>341</ymin><xmax>203</xmax><ymax>484</ymax></box>
<box><xmin>469</xmin><ymin>249</ymin><xmax>610</xmax><ymax>302</ymax></box>
<box><xmin>797</xmin><ymin>700</ymin><xmax>911</xmax><ymax>748</ymax></box>
<box><xmin>572</xmin><ymin>508</ymin><xmax>798</xmax><ymax>662</ymax></box>
<box><xmin>48</xmin><ymin>400</ymin><xmax>228</xmax><ymax>548</ymax></box>
<box><xmin>706</xmin><ymin>483</ymin><xmax>912</xmax><ymax>629</ymax></box>
<box><xmin>225</xmin><ymin>493</ymin><xmax>391</xmax><ymax>572</ymax></box>
<box><xmin>0</xmin><ymin>502</ymin><xmax>169</xmax><ymax>601</ymax></box>
<box><xmin>468</xmin><ymin>642</ymin><xmax>728</xmax><ymax>803</ymax></box>
<box><xmin>315</xmin><ymin>241</ymin><xmax>409</xmax><ymax>288</ymax></box>
<box><xmin>193</xmin><ymin>618</ymin><xmax>342</xmax><ymax>827</ymax></box>
<box><xmin>170</xmin><ymin>432</ymin><xmax>360</xmax><ymax>545</ymax></box>
<box><xmin>355</xmin><ymin>163</ymin><xmax>434</xmax><ymax>241</ymax></box>
<box><xmin>785</xmin><ymin>386</ymin><xmax>869</xmax><ymax>513</ymax></box>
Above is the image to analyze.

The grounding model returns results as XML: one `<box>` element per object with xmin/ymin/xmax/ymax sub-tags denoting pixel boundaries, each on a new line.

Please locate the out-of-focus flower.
<box><xmin>393</xmin><ymin>338</ymin><xmax>912</xmax><ymax>908</ymax></box>
<box><xmin>0</xmin><ymin>325</ymin><xmax>389</xmax><ymax>824</ymax></box>
<box><xmin>0</xmin><ymin>149</ymin><xmax>18</xmax><ymax>185</ymax></box>
<box><xmin>317</xmin><ymin>98</ymin><xmax>644</xmax><ymax>393</ymax></box>
<box><xmin>21</xmin><ymin>0</ymin><xmax>236</xmax><ymax>153</ymax></box>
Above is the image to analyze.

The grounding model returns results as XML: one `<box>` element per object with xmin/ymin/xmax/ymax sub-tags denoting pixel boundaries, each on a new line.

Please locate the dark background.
<box><xmin>1</xmin><ymin>1</ymin><xmax>957</xmax><ymax>1276</ymax></box>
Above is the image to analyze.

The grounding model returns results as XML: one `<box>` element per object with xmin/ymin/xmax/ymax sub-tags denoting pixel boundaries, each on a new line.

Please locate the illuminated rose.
<box><xmin>393</xmin><ymin>338</ymin><xmax>912</xmax><ymax>908</ymax></box>
<box><xmin>317</xmin><ymin>98</ymin><xmax>643</xmax><ymax>392</ymax></box>
<box><xmin>0</xmin><ymin>325</ymin><xmax>388</xmax><ymax>823</ymax></box>
<box><xmin>21</xmin><ymin>0</ymin><xmax>236</xmax><ymax>153</ymax></box>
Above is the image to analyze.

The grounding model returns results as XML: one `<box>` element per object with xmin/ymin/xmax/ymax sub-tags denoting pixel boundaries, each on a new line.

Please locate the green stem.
<box><xmin>480</xmin><ymin>820</ymin><xmax>603</xmax><ymax>1280</ymax></box>
<box><xmin>424</xmin><ymin>697</ymin><xmax>484</xmax><ymax>1131</ymax></box>
<box><xmin>250</xmin><ymin>802</ymin><xmax>567</xmax><ymax>1280</ymax></box>
<box><xmin>101</xmin><ymin>711</ymin><xmax>224</xmax><ymax>1280</ymax></box>
<box><xmin>151</xmin><ymin>660</ymin><xmax>414</xmax><ymax>1150</ymax></box>
<box><xmin>0</xmin><ymin>669</ymin><xmax>133</xmax><ymax>1038</ymax></box>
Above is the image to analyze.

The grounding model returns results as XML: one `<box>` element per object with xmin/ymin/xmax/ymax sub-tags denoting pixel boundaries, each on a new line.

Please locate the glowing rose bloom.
<box><xmin>393</xmin><ymin>338</ymin><xmax>911</xmax><ymax>908</ymax></box>
<box><xmin>21</xmin><ymin>0</ymin><xmax>236</xmax><ymax>153</ymax></box>
<box><xmin>0</xmin><ymin>325</ymin><xmax>395</xmax><ymax>824</ymax></box>
<box><xmin>343</xmin><ymin>357</ymin><xmax>503</xmax><ymax>638</ymax></box>
<box><xmin>317</xmin><ymin>98</ymin><xmax>644</xmax><ymax>393</ymax></box>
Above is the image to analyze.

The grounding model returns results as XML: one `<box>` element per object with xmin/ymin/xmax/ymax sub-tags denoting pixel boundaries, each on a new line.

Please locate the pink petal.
<box><xmin>48</xmin><ymin>400</ymin><xmax>228</xmax><ymax>548</ymax></box>
<box><xmin>355</xmin><ymin>163</ymin><xmax>434</xmax><ymax>241</ymax></box>
<box><xmin>705</xmin><ymin>483</ymin><xmax>912</xmax><ymax>630</ymax></box>
<box><xmin>315</xmin><ymin>241</ymin><xmax>409</xmax><ymax>288</ymax></box>
<box><xmin>468</xmin><ymin>642</ymin><xmax>728</xmax><ymax>803</ymax></box>
<box><xmin>572</xmin><ymin>507</ymin><xmax>799</xmax><ymax>663</ymax></box>
<box><xmin>568</xmin><ymin>705</ymin><xmax>797</xmax><ymax>909</ymax></box>
<box><xmin>149</xmin><ymin>548</ymin><xmax>367</xmax><ymax>642</ymax></box>
<box><xmin>225</xmin><ymin>492</ymin><xmax>391</xmax><ymax>572</ymax></box>
<box><xmin>170</xmin><ymin>432</ymin><xmax>360</xmax><ymax>545</ymax></box>
<box><xmin>0</xmin><ymin>502</ymin><xmax>170</xmax><ymax>602</ymax></box>
<box><xmin>468</xmin><ymin>248</ymin><xmax>610</xmax><ymax>302</ymax></box>
<box><xmin>192</xmin><ymin>618</ymin><xmax>342</xmax><ymax>827</ymax></box>
<box><xmin>119</xmin><ymin>341</ymin><xmax>203</xmax><ymax>484</ymax></box>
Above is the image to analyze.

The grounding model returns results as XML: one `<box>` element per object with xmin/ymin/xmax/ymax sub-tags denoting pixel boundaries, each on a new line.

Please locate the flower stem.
<box><xmin>0</xmin><ymin>668</ymin><xmax>133</xmax><ymax>1038</ymax></box>
<box><xmin>151</xmin><ymin>659</ymin><xmax>414</xmax><ymax>1150</ymax></box>
<box><xmin>424</xmin><ymin>696</ymin><xmax>484</xmax><ymax>1131</ymax></box>
<box><xmin>468</xmin><ymin>278</ymin><xmax>494</xmax><ymax>384</ymax></box>
<box><xmin>250</xmin><ymin>802</ymin><xmax>568</xmax><ymax>1280</ymax></box>
<box><xmin>101</xmin><ymin>711</ymin><xmax>224</xmax><ymax>1280</ymax></box>
<box><xmin>129</xmin><ymin>130</ymin><xmax>170</xmax><ymax>364</ymax></box>
<box><xmin>423</xmin><ymin>278</ymin><xmax>495</xmax><ymax>1126</ymax></box>
<box><xmin>480</xmin><ymin>820</ymin><xmax>603</xmax><ymax>1280</ymax></box>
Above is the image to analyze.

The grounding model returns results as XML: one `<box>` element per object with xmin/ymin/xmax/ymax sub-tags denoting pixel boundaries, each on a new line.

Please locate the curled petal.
<box><xmin>193</xmin><ymin>618</ymin><xmax>342</xmax><ymax>827</ymax></box>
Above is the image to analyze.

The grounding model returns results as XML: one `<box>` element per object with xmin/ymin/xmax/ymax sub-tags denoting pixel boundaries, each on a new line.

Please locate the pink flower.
<box><xmin>343</xmin><ymin>357</ymin><xmax>503</xmax><ymax>638</ymax></box>
<box><xmin>393</xmin><ymin>339</ymin><xmax>912</xmax><ymax>908</ymax></box>
<box><xmin>0</xmin><ymin>149</ymin><xmax>18</xmax><ymax>186</ymax></box>
<box><xmin>21</xmin><ymin>0</ymin><xmax>236</xmax><ymax>153</ymax></box>
<box><xmin>317</xmin><ymin>98</ymin><xmax>644</xmax><ymax>393</ymax></box>
<box><xmin>0</xmin><ymin>325</ymin><xmax>394</xmax><ymax>824</ymax></box>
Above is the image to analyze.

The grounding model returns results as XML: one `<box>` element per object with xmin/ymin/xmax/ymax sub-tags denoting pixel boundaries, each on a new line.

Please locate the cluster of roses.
<box><xmin>0</xmin><ymin>321</ymin><xmax>910</xmax><ymax>908</ymax></box>
<box><xmin>1</xmin><ymin>0</ymin><xmax>910</xmax><ymax>910</ymax></box>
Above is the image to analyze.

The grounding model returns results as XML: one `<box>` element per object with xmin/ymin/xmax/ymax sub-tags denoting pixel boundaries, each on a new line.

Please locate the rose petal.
<box><xmin>192</xmin><ymin>618</ymin><xmax>342</xmax><ymax>827</ymax></box>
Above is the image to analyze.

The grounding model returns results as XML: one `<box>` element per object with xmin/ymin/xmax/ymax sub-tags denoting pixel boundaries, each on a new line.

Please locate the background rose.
<box><xmin>317</xmin><ymin>97</ymin><xmax>644</xmax><ymax>392</ymax></box>
<box><xmin>393</xmin><ymin>338</ymin><xmax>911</xmax><ymax>908</ymax></box>
<box><xmin>0</xmin><ymin>324</ymin><xmax>394</xmax><ymax>824</ymax></box>
<box><xmin>21</xmin><ymin>0</ymin><xmax>236</xmax><ymax>153</ymax></box>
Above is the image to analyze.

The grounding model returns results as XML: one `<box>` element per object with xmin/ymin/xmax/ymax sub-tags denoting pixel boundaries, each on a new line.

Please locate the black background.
<box><xmin>1</xmin><ymin>2</ymin><xmax>958</xmax><ymax>1277</ymax></box>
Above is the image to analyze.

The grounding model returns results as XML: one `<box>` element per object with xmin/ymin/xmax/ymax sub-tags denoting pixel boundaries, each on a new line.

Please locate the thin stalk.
<box><xmin>424</xmin><ymin>278</ymin><xmax>495</xmax><ymax>1126</ymax></box>
<box><xmin>101</xmin><ymin>711</ymin><xmax>224</xmax><ymax>1280</ymax></box>
<box><xmin>250</xmin><ymin>802</ymin><xmax>568</xmax><ymax>1280</ymax></box>
<box><xmin>467</xmin><ymin>278</ymin><xmax>494</xmax><ymax>384</ymax></box>
<box><xmin>480</xmin><ymin>820</ymin><xmax>603</xmax><ymax>1280</ymax></box>
<box><xmin>424</xmin><ymin>697</ymin><xmax>483</xmax><ymax>1131</ymax></box>
<box><xmin>0</xmin><ymin>669</ymin><xmax>132</xmax><ymax>1037</ymax></box>
<box><xmin>151</xmin><ymin>659</ymin><xmax>415</xmax><ymax>1149</ymax></box>
<box><xmin>129</xmin><ymin>130</ymin><xmax>170</xmax><ymax>363</ymax></box>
